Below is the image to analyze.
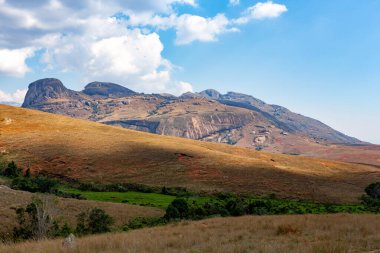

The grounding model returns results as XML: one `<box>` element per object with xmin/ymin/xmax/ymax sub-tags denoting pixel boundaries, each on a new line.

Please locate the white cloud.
<box><xmin>126</xmin><ymin>13</ymin><xmax>238</xmax><ymax>45</ymax></box>
<box><xmin>0</xmin><ymin>0</ymin><xmax>286</xmax><ymax>95</ymax></box>
<box><xmin>0</xmin><ymin>48</ymin><xmax>35</xmax><ymax>77</ymax></box>
<box><xmin>229</xmin><ymin>0</ymin><xmax>240</xmax><ymax>6</ymax></box>
<box><xmin>233</xmin><ymin>1</ymin><xmax>287</xmax><ymax>24</ymax></box>
<box><xmin>0</xmin><ymin>88</ymin><xmax>27</xmax><ymax>104</ymax></box>
<box><xmin>175</xmin><ymin>14</ymin><xmax>238</xmax><ymax>45</ymax></box>
<box><xmin>176</xmin><ymin>81</ymin><xmax>193</xmax><ymax>94</ymax></box>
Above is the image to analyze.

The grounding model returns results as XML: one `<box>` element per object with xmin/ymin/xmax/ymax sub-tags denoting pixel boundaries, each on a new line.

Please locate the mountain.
<box><xmin>1</xmin><ymin>104</ymin><xmax>379</xmax><ymax>203</ymax></box>
<box><xmin>21</xmin><ymin>78</ymin><xmax>367</xmax><ymax>158</ymax></box>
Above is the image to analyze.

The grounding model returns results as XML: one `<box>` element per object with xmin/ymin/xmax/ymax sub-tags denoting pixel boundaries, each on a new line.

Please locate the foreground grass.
<box><xmin>1</xmin><ymin>214</ymin><xmax>379</xmax><ymax>253</ymax></box>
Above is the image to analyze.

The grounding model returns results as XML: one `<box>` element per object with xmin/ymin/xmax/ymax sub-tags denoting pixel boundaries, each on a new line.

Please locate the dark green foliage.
<box><xmin>365</xmin><ymin>182</ymin><xmax>380</xmax><ymax>199</ymax></box>
<box><xmin>122</xmin><ymin>217</ymin><xmax>167</xmax><ymax>231</ymax></box>
<box><xmin>75</xmin><ymin>208</ymin><xmax>113</xmax><ymax>235</ymax></box>
<box><xmin>3</xmin><ymin>161</ymin><xmax>22</xmax><ymax>178</ymax></box>
<box><xmin>12</xmin><ymin>197</ymin><xmax>64</xmax><ymax>241</ymax></box>
<box><xmin>165</xmin><ymin>195</ymin><xmax>371</xmax><ymax>221</ymax></box>
<box><xmin>362</xmin><ymin>182</ymin><xmax>380</xmax><ymax>212</ymax></box>
<box><xmin>11</xmin><ymin>176</ymin><xmax>57</xmax><ymax>193</ymax></box>
<box><xmin>24</xmin><ymin>168</ymin><xmax>31</xmax><ymax>178</ymax></box>
<box><xmin>165</xmin><ymin>198</ymin><xmax>190</xmax><ymax>220</ymax></box>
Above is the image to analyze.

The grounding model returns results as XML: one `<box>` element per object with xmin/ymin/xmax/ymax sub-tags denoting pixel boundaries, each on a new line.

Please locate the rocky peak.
<box><xmin>198</xmin><ymin>89</ymin><xmax>221</xmax><ymax>99</ymax></box>
<box><xmin>22</xmin><ymin>78</ymin><xmax>71</xmax><ymax>107</ymax></box>
<box><xmin>179</xmin><ymin>92</ymin><xmax>202</xmax><ymax>99</ymax></box>
<box><xmin>83</xmin><ymin>82</ymin><xmax>136</xmax><ymax>98</ymax></box>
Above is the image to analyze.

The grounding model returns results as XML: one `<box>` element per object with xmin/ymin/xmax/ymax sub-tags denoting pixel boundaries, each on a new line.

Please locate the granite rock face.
<box><xmin>22</xmin><ymin>78</ymin><xmax>365</xmax><ymax>154</ymax></box>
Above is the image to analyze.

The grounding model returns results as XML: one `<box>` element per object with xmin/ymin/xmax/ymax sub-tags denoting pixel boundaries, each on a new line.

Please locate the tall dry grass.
<box><xmin>0</xmin><ymin>187</ymin><xmax>164</xmax><ymax>237</ymax></box>
<box><xmin>1</xmin><ymin>105</ymin><xmax>379</xmax><ymax>203</ymax></box>
<box><xmin>1</xmin><ymin>214</ymin><xmax>379</xmax><ymax>253</ymax></box>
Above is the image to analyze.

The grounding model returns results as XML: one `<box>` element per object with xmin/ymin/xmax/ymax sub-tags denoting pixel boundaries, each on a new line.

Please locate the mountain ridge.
<box><xmin>21</xmin><ymin>78</ymin><xmax>365</xmax><ymax>154</ymax></box>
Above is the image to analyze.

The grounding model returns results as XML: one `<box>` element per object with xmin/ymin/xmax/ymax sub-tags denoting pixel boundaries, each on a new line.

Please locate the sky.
<box><xmin>0</xmin><ymin>0</ymin><xmax>379</xmax><ymax>144</ymax></box>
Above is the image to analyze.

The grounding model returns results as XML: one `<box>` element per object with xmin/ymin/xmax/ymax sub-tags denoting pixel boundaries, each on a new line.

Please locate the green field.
<box><xmin>59</xmin><ymin>187</ymin><xmax>211</xmax><ymax>209</ymax></box>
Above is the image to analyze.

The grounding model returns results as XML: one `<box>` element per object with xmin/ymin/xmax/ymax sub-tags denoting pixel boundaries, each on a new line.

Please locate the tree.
<box><xmin>362</xmin><ymin>182</ymin><xmax>380</xmax><ymax>212</ymax></box>
<box><xmin>24</xmin><ymin>168</ymin><xmax>31</xmax><ymax>178</ymax></box>
<box><xmin>13</xmin><ymin>195</ymin><xmax>59</xmax><ymax>240</ymax></box>
<box><xmin>3</xmin><ymin>161</ymin><xmax>22</xmax><ymax>178</ymax></box>
<box><xmin>165</xmin><ymin>198</ymin><xmax>190</xmax><ymax>220</ymax></box>
<box><xmin>365</xmin><ymin>182</ymin><xmax>380</xmax><ymax>199</ymax></box>
<box><xmin>75</xmin><ymin>208</ymin><xmax>113</xmax><ymax>235</ymax></box>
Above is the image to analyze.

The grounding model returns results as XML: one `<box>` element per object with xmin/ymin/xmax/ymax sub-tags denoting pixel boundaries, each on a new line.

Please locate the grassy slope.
<box><xmin>1</xmin><ymin>105</ymin><xmax>379</xmax><ymax>203</ymax></box>
<box><xmin>1</xmin><ymin>214</ymin><xmax>379</xmax><ymax>253</ymax></box>
<box><xmin>0</xmin><ymin>187</ymin><xmax>164</xmax><ymax>237</ymax></box>
<box><xmin>60</xmin><ymin>187</ymin><xmax>212</xmax><ymax>209</ymax></box>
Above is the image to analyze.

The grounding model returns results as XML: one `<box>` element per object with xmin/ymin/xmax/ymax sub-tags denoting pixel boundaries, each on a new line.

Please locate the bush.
<box><xmin>13</xmin><ymin>196</ymin><xmax>59</xmax><ymax>241</ymax></box>
<box><xmin>362</xmin><ymin>182</ymin><xmax>380</xmax><ymax>212</ymax></box>
<box><xmin>3</xmin><ymin>161</ymin><xmax>22</xmax><ymax>178</ymax></box>
<box><xmin>75</xmin><ymin>208</ymin><xmax>114</xmax><ymax>235</ymax></box>
<box><xmin>165</xmin><ymin>198</ymin><xmax>190</xmax><ymax>220</ymax></box>
<box><xmin>365</xmin><ymin>182</ymin><xmax>380</xmax><ymax>199</ymax></box>
<box><xmin>11</xmin><ymin>176</ymin><xmax>57</xmax><ymax>193</ymax></box>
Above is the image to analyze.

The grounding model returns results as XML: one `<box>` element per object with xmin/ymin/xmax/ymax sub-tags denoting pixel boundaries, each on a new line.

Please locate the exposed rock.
<box><xmin>21</xmin><ymin>78</ymin><xmax>365</xmax><ymax>154</ymax></box>
<box><xmin>62</xmin><ymin>233</ymin><xmax>76</xmax><ymax>249</ymax></box>
<box><xmin>198</xmin><ymin>89</ymin><xmax>221</xmax><ymax>99</ymax></box>
<box><xmin>83</xmin><ymin>82</ymin><xmax>136</xmax><ymax>98</ymax></box>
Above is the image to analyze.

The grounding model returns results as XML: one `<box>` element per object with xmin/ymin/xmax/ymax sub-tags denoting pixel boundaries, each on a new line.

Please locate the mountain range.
<box><xmin>21</xmin><ymin>78</ymin><xmax>368</xmax><ymax>156</ymax></box>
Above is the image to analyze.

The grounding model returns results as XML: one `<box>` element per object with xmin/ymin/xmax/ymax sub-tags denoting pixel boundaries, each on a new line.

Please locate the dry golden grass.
<box><xmin>0</xmin><ymin>187</ymin><xmax>164</xmax><ymax>237</ymax></box>
<box><xmin>1</xmin><ymin>214</ymin><xmax>379</xmax><ymax>253</ymax></box>
<box><xmin>1</xmin><ymin>105</ymin><xmax>379</xmax><ymax>203</ymax></box>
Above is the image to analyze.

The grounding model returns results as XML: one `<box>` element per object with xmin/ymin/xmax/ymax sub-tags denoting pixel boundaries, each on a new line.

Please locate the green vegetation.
<box><xmin>59</xmin><ymin>186</ymin><xmax>210</xmax><ymax>209</ymax></box>
<box><xmin>362</xmin><ymin>182</ymin><xmax>380</xmax><ymax>212</ymax></box>
<box><xmin>164</xmin><ymin>194</ymin><xmax>373</xmax><ymax>221</ymax></box>
<box><xmin>75</xmin><ymin>208</ymin><xmax>113</xmax><ymax>235</ymax></box>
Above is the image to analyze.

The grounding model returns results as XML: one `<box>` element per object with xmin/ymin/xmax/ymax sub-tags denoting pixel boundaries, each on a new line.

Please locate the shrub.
<box><xmin>365</xmin><ymin>182</ymin><xmax>380</xmax><ymax>199</ymax></box>
<box><xmin>123</xmin><ymin>217</ymin><xmax>167</xmax><ymax>231</ymax></box>
<box><xmin>11</xmin><ymin>176</ymin><xmax>57</xmax><ymax>193</ymax></box>
<box><xmin>3</xmin><ymin>161</ymin><xmax>22</xmax><ymax>178</ymax></box>
<box><xmin>75</xmin><ymin>208</ymin><xmax>114</xmax><ymax>235</ymax></box>
<box><xmin>362</xmin><ymin>182</ymin><xmax>380</xmax><ymax>212</ymax></box>
<box><xmin>165</xmin><ymin>198</ymin><xmax>190</xmax><ymax>220</ymax></box>
<box><xmin>13</xmin><ymin>196</ymin><xmax>59</xmax><ymax>241</ymax></box>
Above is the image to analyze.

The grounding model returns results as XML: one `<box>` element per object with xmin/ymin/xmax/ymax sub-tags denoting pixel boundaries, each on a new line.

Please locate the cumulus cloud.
<box><xmin>233</xmin><ymin>1</ymin><xmax>288</xmax><ymax>24</ymax></box>
<box><xmin>175</xmin><ymin>14</ymin><xmax>238</xmax><ymax>45</ymax></box>
<box><xmin>0</xmin><ymin>48</ymin><xmax>35</xmax><ymax>77</ymax></box>
<box><xmin>0</xmin><ymin>0</ymin><xmax>287</xmax><ymax>94</ymax></box>
<box><xmin>0</xmin><ymin>88</ymin><xmax>27</xmax><ymax>104</ymax></box>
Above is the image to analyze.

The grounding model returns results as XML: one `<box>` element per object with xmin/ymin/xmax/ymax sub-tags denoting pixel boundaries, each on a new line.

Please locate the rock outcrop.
<box><xmin>83</xmin><ymin>82</ymin><xmax>136</xmax><ymax>98</ymax></box>
<box><xmin>21</xmin><ymin>78</ymin><xmax>365</xmax><ymax>154</ymax></box>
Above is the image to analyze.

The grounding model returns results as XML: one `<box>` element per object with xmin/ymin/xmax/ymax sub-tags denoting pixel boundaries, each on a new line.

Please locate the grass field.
<box><xmin>1</xmin><ymin>214</ymin><xmax>379</xmax><ymax>253</ymax></box>
<box><xmin>0</xmin><ymin>187</ymin><xmax>164</xmax><ymax>238</ymax></box>
<box><xmin>60</xmin><ymin>187</ymin><xmax>177</xmax><ymax>208</ymax></box>
<box><xmin>1</xmin><ymin>104</ymin><xmax>379</xmax><ymax>203</ymax></box>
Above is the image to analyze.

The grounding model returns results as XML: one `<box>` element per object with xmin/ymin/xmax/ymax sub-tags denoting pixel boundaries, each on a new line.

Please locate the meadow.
<box><xmin>1</xmin><ymin>214</ymin><xmax>379</xmax><ymax>253</ymax></box>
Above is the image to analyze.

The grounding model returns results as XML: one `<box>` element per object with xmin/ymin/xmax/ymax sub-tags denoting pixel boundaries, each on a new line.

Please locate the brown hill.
<box><xmin>21</xmin><ymin>79</ymin><xmax>376</xmax><ymax>166</ymax></box>
<box><xmin>1</xmin><ymin>104</ymin><xmax>379</xmax><ymax>203</ymax></box>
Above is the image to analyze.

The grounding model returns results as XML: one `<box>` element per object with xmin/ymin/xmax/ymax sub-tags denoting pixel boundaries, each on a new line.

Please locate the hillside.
<box><xmin>1</xmin><ymin>104</ymin><xmax>379</xmax><ymax>203</ymax></box>
<box><xmin>21</xmin><ymin>79</ymin><xmax>372</xmax><ymax>161</ymax></box>
<box><xmin>0</xmin><ymin>186</ymin><xmax>163</xmax><ymax>237</ymax></box>
<box><xmin>1</xmin><ymin>214</ymin><xmax>379</xmax><ymax>253</ymax></box>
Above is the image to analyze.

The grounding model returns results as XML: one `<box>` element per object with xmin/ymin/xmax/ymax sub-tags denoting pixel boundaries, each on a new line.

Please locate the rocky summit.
<box><xmin>21</xmin><ymin>78</ymin><xmax>364</xmax><ymax>155</ymax></box>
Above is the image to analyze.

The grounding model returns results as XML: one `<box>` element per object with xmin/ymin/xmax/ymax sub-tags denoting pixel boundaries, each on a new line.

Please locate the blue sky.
<box><xmin>0</xmin><ymin>0</ymin><xmax>379</xmax><ymax>143</ymax></box>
